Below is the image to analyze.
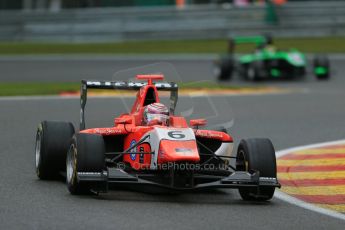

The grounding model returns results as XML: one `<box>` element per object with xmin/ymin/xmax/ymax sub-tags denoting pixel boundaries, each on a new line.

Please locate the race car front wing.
<box><xmin>76</xmin><ymin>167</ymin><xmax>281</xmax><ymax>192</ymax></box>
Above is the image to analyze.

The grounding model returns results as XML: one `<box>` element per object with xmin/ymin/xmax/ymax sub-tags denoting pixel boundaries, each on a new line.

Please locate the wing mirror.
<box><xmin>115</xmin><ymin>117</ymin><xmax>132</xmax><ymax>125</ymax></box>
<box><xmin>190</xmin><ymin>119</ymin><xmax>207</xmax><ymax>128</ymax></box>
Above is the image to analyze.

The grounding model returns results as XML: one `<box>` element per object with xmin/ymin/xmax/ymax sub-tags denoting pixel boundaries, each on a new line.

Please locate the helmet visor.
<box><xmin>146</xmin><ymin>113</ymin><xmax>169</xmax><ymax>125</ymax></box>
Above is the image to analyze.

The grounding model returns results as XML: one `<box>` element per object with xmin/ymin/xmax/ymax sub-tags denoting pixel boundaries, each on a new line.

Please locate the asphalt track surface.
<box><xmin>1</xmin><ymin>55</ymin><xmax>343</xmax><ymax>84</ymax></box>
<box><xmin>1</xmin><ymin>56</ymin><xmax>345</xmax><ymax>229</ymax></box>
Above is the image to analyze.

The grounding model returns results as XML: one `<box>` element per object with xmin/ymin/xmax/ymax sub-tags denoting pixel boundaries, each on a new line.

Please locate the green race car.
<box><xmin>214</xmin><ymin>35</ymin><xmax>330</xmax><ymax>81</ymax></box>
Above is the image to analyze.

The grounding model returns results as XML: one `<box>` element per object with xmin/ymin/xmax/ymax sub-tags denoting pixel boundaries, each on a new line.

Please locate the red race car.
<box><xmin>35</xmin><ymin>75</ymin><xmax>280</xmax><ymax>201</ymax></box>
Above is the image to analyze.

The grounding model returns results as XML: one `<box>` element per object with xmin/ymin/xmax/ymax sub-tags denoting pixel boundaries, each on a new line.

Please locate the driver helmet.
<box><xmin>143</xmin><ymin>103</ymin><xmax>169</xmax><ymax>125</ymax></box>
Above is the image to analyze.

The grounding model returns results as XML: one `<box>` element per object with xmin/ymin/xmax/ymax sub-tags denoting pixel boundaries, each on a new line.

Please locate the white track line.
<box><xmin>275</xmin><ymin>139</ymin><xmax>345</xmax><ymax>221</ymax></box>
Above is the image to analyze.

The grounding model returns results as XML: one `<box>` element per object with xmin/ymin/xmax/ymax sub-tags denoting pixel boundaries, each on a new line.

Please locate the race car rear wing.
<box><xmin>227</xmin><ymin>35</ymin><xmax>271</xmax><ymax>53</ymax></box>
<box><xmin>80</xmin><ymin>80</ymin><xmax>178</xmax><ymax>130</ymax></box>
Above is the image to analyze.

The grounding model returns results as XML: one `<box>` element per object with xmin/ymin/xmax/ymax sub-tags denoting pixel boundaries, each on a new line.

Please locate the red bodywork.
<box><xmin>80</xmin><ymin>75</ymin><xmax>233</xmax><ymax>170</ymax></box>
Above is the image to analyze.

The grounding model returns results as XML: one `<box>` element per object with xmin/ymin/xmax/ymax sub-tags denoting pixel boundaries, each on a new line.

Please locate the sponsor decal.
<box><xmin>159</xmin><ymin>150</ymin><xmax>165</xmax><ymax>159</ymax></box>
<box><xmin>93</xmin><ymin>128</ymin><xmax>124</xmax><ymax>135</ymax></box>
<box><xmin>114</xmin><ymin>82</ymin><xmax>126</xmax><ymax>87</ymax></box>
<box><xmin>78</xmin><ymin>172</ymin><xmax>102</xmax><ymax>175</ymax></box>
<box><xmin>175</xmin><ymin>148</ymin><xmax>193</xmax><ymax>156</ymax></box>
<box><xmin>175</xmin><ymin>148</ymin><xmax>192</xmax><ymax>153</ymax></box>
<box><xmin>260</xmin><ymin>177</ymin><xmax>278</xmax><ymax>181</ymax></box>
<box><xmin>197</xmin><ymin>131</ymin><xmax>223</xmax><ymax>138</ymax></box>
<box><xmin>130</xmin><ymin>140</ymin><xmax>137</xmax><ymax>161</ymax></box>
<box><xmin>139</xmin><ymin>146</ymin><xmax>144</xmax><ymax>163</ymax></box>
<box><xmin>87</xmin><ymin>81</ymin><xmax>101</xmax><ymax>86</ymax></box>
<box><xmin>128</xmin><ymin>82</ymin><xmax>145</xmax><ymax>87</ymax></box>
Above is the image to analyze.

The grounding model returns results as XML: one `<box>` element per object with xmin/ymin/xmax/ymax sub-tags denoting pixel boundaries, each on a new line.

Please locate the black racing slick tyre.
<box><xmin>313</xmin><ymin>55</ymin><xmax>330</xmax><ymax>80</ymax></box>
<box><xmin>214</xmin><ymin>56</ymin><xmax>234</xmax><ymax>81</ymax></box>
<box><xmin>236</xmin><ymin>138</ymin><xmax>277</xmax><ymax>201</ymax></box>
<box><xmin>66</xmin><ymin>133</ymin><xmax>105</xmax><ymax>195</ymax></box>
<box><xmin>35</xmin><ymin>121</ymin><xmax>75</xmax><ymax>179</ymax></box>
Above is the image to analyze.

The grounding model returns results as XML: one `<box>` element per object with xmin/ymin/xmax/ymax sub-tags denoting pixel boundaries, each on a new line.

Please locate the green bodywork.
<box><xmin>314</xmin><ymin>66</ymin><xmax>328</xmax><ymax>75</ymax></box>
<box><xmin>232</xmin><ymin>36</ymin><xmax>307</xmax><ymax>67</ymax></box>
<box><xmin>240</xmin><ymin>49</ymin><xmax>306</xmax><ymax>67</ymax></box>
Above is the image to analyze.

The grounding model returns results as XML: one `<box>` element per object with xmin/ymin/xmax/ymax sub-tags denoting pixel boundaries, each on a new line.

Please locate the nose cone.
<box><xmin>158</xmin><ymin>140</ymin><xmax>200</xmax><ymax>164</ymax></box>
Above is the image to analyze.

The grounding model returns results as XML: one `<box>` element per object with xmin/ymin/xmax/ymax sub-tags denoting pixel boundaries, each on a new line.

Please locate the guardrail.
<box><xmin>0</xmin><ymin>1</ymin><xmax>344</xmax><ymax>42</ymax></box>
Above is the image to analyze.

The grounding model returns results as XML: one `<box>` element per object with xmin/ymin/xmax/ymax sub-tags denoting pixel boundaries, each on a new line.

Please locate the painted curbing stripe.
<box><xmin>281</xmin><ymin>185</ymin><xmax>345</xmax><ymax>196</ymax></box>
<box><xmin>278</xmin><ymin>171</ymin><xmax>345</xmax><ymax>180</ymax></box>
<box><xmin>275</xmin><ymin>139</ymin><xmax>345</xmax><ymax>221</ymax></box>
<box><xmin>279</xmin><ymin>179</ymin><xmax>345</xmax><ymax>187</ymax></box>
<box><xmin>286</xmin><ymin>148</ymin><xmax>345</xmax><ymax>155</ymax></box>
<box><xmin>311</xmin><ymin>146</ymin><xmax>345</xmax><ymax>150</ymax></box>
<box><xmin>278</xmin><ymin>165</ymin><xmax>345</xmax><ymax>172</ymax></box>
<box><xmin>276</xmin><ymin>140</ymin><xmax>345</xmax><ymax>158</ymax></box>
<box><xmin>278</xmin><ymin>158</ymin><xmax>345</xmax><ymax>167</ymax></box>
<box><xmin>279</xmin><ymin>153</ymin><xmax>345</xmax><ymax>160</ymax></box>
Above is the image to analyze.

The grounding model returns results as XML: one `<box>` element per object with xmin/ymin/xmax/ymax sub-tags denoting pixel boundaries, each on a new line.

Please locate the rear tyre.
<box><xmin>66</xmin><ymin>133</ymin><xmax>105</xmax><ymax>195</ymax></box>
<box><xmin>236</xmin><ymin>138</ymin><xmax>277</xmax><ymax>201</ymax></box>
<box><xmin>35</xmin><ymin>121</ymin><xmax>75</xmax><ymax>179</ymax></box>
<box><xmin>214</xmin><ymin>56</ymin><xmax>234</xmax><ymax>81</ymax></box>
<box><xmin>313</xmin><ymin>55</ymin><xmax>330</xmax><ymax>80</ymax></box>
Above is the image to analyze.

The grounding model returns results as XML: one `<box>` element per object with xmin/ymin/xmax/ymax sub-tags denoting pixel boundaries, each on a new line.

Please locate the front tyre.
<box><xmin>214</xmin><ymin>56</ymin><xmax>234</xmax><ymax>81</ymax></box>
<box><xmin>35</xmin><ymin>121</ymin><xmax>75</xmax><ymax>179</ymax></box>
<box><xmin>313</xmin><ymin>55</ymin><xmax>330</xmax><ymax>80</ymax></box>
<box><xmin>66</xmin><ymin>133</ymin><xmax>106</xmax><ymax>195</ymax></box>
<box><xmin>243</xmin><ymin>62</ymin><xmax>264</xmax><ymax>81</ymax></box>
<box><xmin>236</xmin><ymin>138</ymin><xmax>277</xmax><ymax>201</ymax></box>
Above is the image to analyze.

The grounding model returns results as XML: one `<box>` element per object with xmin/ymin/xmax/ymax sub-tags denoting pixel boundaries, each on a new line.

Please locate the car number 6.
<box><xmin>168</xmin><ymin>131</ymin><xmax>186</xmax><ymax>139</ymax></box>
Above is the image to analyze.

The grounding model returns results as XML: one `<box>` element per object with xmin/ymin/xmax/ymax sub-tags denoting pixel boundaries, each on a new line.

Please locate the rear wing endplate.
<box><xmin>80</xmin><ymin>80</ymin><xmax>178</xmax><ymax>130</ymax></box>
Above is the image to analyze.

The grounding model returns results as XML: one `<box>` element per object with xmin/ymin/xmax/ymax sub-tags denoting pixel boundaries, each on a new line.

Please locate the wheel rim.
<box><xmin>236</xmin><ymin>150</ymin><xmax>248</xmax><ymax>171</ymax></box>
<box><xmin>66</xmin><ymin>145</ymin><xmax>76</xmax><ymax>184</ymax></box>
<box><xmin>247</xmin><ymin>68</ymin><xmax>255</xmax><ymax>80</ymax></box>
<box><xmin>35</xmin><ymin>131</ymin><xmax>41</xmax><ymax>170</ymax></box>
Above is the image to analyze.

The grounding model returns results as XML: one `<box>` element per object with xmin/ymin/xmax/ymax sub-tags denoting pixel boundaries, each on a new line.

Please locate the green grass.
<box><xmin>0</xmin><ymin>82</ymin><xmax>80</xmax><ymax>96</ymax></box>
<box><xmin>0</xmin><ymin>82</ymin><xmax>265</xmax><ymax>96</ymax></box>
<box><xmin>0</xmin><ymin>37</ymin><xmax>345</xmax><ymax>54</ymax></box>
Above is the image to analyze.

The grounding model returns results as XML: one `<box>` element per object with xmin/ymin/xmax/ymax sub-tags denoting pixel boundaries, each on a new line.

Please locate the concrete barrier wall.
<box><xmin>0</xmin><ymin>1</ymin><xmax>344</xmax><ymax>42</ymax></box>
